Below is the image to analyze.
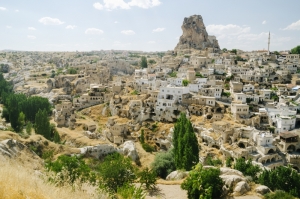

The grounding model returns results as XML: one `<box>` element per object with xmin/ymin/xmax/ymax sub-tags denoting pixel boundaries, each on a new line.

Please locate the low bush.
<box><xmin>151</xmin><ymin>149</ymin><xmax>175</xmax><ymax>179</ymax></box>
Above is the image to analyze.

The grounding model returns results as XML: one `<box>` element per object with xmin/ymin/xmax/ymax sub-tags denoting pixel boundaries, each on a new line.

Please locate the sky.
<box><xmin>1</xmin><ymin>0</ymin><xmax>300</xmax><ymax>52</ymax></box>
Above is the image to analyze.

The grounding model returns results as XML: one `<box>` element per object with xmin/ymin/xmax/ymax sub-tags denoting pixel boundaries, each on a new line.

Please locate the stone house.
<box><xmin>231</xmin><ymin>101</ymin><xmax>249</xmax><ymax>120</ymax></box>
<box><xmin>155</xmin><ymin>85</ymin><xmax>189</xmax><ymax>111</ymax></box>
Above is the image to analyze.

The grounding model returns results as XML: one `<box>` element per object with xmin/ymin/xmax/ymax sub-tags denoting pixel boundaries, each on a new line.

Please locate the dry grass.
<box><xmin>0</xmin><ymin>159</ymin><xmax>106</xmax><ymax>199</ymax></box>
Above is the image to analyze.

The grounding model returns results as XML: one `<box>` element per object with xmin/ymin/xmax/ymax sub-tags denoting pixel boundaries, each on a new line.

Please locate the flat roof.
<box><xmin>279</xmin><ymin>132</ymin><xmax>298</xmax><ymax>139</ymax></box>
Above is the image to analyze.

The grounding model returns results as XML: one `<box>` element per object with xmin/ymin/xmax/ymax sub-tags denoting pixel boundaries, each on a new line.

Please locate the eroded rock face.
<box><xmin>174</xmin><ymin>15</ymin><xmax>219</xmax><ymax>52</ymax></box>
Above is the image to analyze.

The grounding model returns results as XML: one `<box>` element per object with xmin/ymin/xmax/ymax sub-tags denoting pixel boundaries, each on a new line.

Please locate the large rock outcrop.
<box><xmin>174</xmin><ymin>15</ymin><xmax>220</xmax><ymax>53</ymax></box>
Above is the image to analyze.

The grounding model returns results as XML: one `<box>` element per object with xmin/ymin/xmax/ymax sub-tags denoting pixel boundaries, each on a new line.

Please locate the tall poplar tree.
<box><xmin>35</xmin><ymin>109</ymin><xmax>51</xmax><ymax>140</ymax></box>
<box><xmin>173</xmin><ymin>113</ymin><xmax>199</xmax><ymax>171</ymax></box>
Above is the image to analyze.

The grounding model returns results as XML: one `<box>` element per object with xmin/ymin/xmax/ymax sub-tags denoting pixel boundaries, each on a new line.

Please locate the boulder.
<box><xmin>120</xmin><ymin>141</ymin><xmax>139</xmax><ymax>162</ymax></box>
<box><xmin>255</xmin><ymin>185</ymin><xmax>270</xmax><ymax>195</ymax></box>
<box><xmin>233</xmin><ymin>181</ymin><xmax>250</xmax><ymax>196</ymax></box>
<box><xmin>166</xmin><ymin>170</ymin><xmax>189</xmax><ymax>181</ymax></box>
<box><xmin>220</xmin><ymin>168</ymin><xmax>244</xmax><ymax>177</ymax></box>
<box><xmin>220</xmin><ymin>174</ymin><xmax>246</xmax><ymax>188</ymax></box>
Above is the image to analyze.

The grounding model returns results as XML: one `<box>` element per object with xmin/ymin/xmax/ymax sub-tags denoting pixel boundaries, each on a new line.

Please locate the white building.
<box><xmin>156</xmin><ymin>85</ymin><xmax>189</xmax><ymax>111</ymax></box>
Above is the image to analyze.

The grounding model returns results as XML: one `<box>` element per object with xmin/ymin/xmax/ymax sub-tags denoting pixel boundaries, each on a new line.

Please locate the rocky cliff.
<box><xmin>174</xmin><ymin>15</ymin><xmax>220</xmax><ymax>53</ymax></box>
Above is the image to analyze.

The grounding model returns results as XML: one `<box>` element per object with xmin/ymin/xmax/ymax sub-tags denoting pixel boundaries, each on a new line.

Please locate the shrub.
<box><xmin>181</xmin><ymin>164</ymin><xmax>224</xmax><ymax>199</ymax></box>
<box><xmin>137</xmin><ymin>168</ymin><xmax>157</xmax><ymax>190</ymax></box>
<box><xmin>264</xmin><ymin>190</ymin><xmax>296</xmax><ymax>199</ymax></box>
<box><xmin>98</xmin><ymin>153</ymin><xmax>136</xmax><ymax>195</ymax></box>
<box><xmin>226</xmin><ymin>157</ymin><xmax>233</xmax><ymax>167</ymax></box>
<box><xmin>205</xmin><ymin>156</ymin><xmax>222</xmax><ymax>166</ymax></box>
<box><xmin>142</xmin><ymin>143</ymin><xmax>155</xmax><ymax>153</ymax></box>
<box><xmin>116</xmin><ymin>184</ymin><xmax>146</xmax><ymax>199</ymax></box>
<box><xmin>45</xmin><ymin>155</ymin><xmax>96</xmax><ymax>187</ymax></box>
<box><xmin>258</xmin><ymin>166</ymin><xmax>300</xmax><ymax>197</ymax></box>
<box><xmin>151</xmin><ymin>149</ymin><xmax>175</xmax><ymax>179</ymax></box>
<box><xmin>234</xmin><ymin>158</ymin><xmax>261</xmax><ymax>181</ymax></box>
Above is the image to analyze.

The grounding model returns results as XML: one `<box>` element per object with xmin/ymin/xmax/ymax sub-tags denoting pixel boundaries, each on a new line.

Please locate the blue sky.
<box><xmin>1</xmin><ymin>0</ymin><xmax>300</xmax><ymax>52</ymax></box>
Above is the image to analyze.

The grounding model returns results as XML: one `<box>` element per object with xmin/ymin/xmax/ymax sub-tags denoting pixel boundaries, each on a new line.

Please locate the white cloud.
<box><xmin>39</xmin><ymin>17</ymin><xmax>64</xmax><ymax>25</ymax></box>
<box><xmin>283</xmin><ymin>20</ymin><xmax>300</xmax><ymax>30</ymax></box>
<box><xmin>121</xmin><ymin>30</ymin><xmax>135</xmax><ymax>35</ymax></box>
<box><xmin>66</xmin><ymin>25</ymin><xmax>77</xmax><ymax>29</ymax></box>
<box><xmin>114</xmin><ymin>21</ymin><xmax>119</xmax><ymax>24</ymax></box>
<box><xmin>93</xmin><ymin>0</ymin><xmax>130</xmax><ymax>11</ymax></box>
<box><xmin>0</xmin><ymin>7</ymin><xmax>6</xmax><ymax>11</ymax></box>
<box><xmin>15</xmin><ymin>9</ymin><xmax>19</xmax><ymax>12</ymax></box>
<box><xmin>237</xmin><ymin>32</ymin><xmax>269</xmax><ymax>41</ymax></box>
<box><xmin>28</xmin><ymin>27</ymin><xmax>36</xmax><ymax>30</ymax></box>
<box><xmin>153</xmin><ymin>27</ymin><xmax>165</xmax><ymax>32</ymax></box>
<box><xmin>262</xmin><ymin>20</ymin><xmax>267</xmax><ymax>25</ymax></box>
<box><xmin>6</xmin><ymin>26</ymin><xmax>12</xmax><ymax>29</ymax></box>
<box><xmin>27</xmin><ymin>35</ymin><xmax>36</xmax><ymax>40</ymax></box>
<box><xmin>148</xmin><ymin>41</ymin><xmax>156</xmax><ymax>44</ymax></box>
<box><xmin>93</xmin><ymin>2</ymin><xmax>104</xmax><ymax>10</ymax></box>
<box><xmin>128</xmin><ymin>0</ymin><xmax>161</xmax><ymax>9</ymax></box>
<box><xmin>207</xmin><ymin>24</ymin><xmax>250</xmax><ymax>37</ymax></box>
<box><xmin>93</xmin><ymin>0</ymin><xmax>161</xmax><ymax>11</ymax></box>
<box><xmin>85</xmin><ymin>28</ymin><xmax>104</xmax><ymax>35</ymax></box>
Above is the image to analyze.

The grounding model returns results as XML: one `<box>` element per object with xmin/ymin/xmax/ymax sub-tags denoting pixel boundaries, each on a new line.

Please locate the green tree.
<box><xmin>291</xmin><ymin>45</ymin><xmax>300</xmax><ymax>54</ymax></box>
<box><xmin>234</xmin><ymin>158</ymin><xmax>261</xmax><ymax>181</ymax></box>
<box><xmin>231</xmin><ymin>49</ymin><xmax>237</xmax><ymax>54</ymax></box>
<box><xmin>140</xmin><ymin>129</ymin><xmax>145</xmax><ymax>144</ymax></box>
<box><xmin>151</xmin><ymin>149</ymin><xmax>176</xmax><ymax>179</ymax></box>
<box><xmin>258</xmin><ymin>166</ymin><xmax>300</xmax><ymax>197</ymax></box>
<box><xmin>35</xmin><ymin>109</ymin><xmax>51</xmax><ymax>140</ymax></box>
<box><xmin>181</xmin><ymin>164</ymin><xmax>224</xmax><ymax>199</ymax></box>
<box><xmin>18</xmin><ymin>112</ymin><xmax>25</xmax><ymax>131</ymax></box>
<box><xmin>173</xmin><ymin>113</ymin><xmax>199</xmax><ymax>171</ymax></box>
<box><xmin>98</xmin><ymin>153</ymin><xmax>137</xmax><ymax>195</ymax></box>
<box><xmin>1</xmin><ymin>107</ymin><xmax>10</xmax><ymax>122</ymax></box>
<box><xmin>45</xmin><ymin>155</ymin><xmax>95</xmax><ymax>186</ymax></box>
<box><xmin>7</xmin><ymin>95</ymin><xmax>23</xmax><ymax>132</ymax></box>
<box><xmin>182</xmin><ymin>79</ymin><xmax>189</xmax><ymax>87</ymax></box>
<box><xmin>26</xmin><ymin>122</ymin><xmax>32</xmax><ymax>135</ymax></box>
<box><xmin>67</xmin><ymin>68</ymin><xmax>77</xmax><ymax>74</ymax></box>
<box><xmin>138</xmin><ymin>168</ymin><xmax>157</xmax><ymax>190</ymax></box>
<box><xmin>53</xmin><ymin>130</ymin><xmax>61</xmax><ymax>143</ymax></box>
<box><xmin>195</xmin><ymin>72</ymin><xmax>204</xmax><ymax>78</ymax></box>
<box><xmin>222</xmin><ymin>48</ymin><xmax>228</xmax><ymax>52</ymax></box>
<box><xmin>140</xmin><ymin>56</ymin><xmax>148</xmax><ymax>68</ymax></box>
<box><xmin>148</xmin><ymin>59</ymin><xmax>156</xmax><ymax>65</ymax></box>
<box><xmin>169</xmin><ymin>71</ymin><xmax>177</xmax><ymax>77</ymax></box>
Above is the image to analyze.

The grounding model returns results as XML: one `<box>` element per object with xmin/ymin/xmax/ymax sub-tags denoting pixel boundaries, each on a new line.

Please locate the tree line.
<box><xmin>0</xmin><ymin>73</ymin><xmax>59</xmax><ymax>142</ymax></box>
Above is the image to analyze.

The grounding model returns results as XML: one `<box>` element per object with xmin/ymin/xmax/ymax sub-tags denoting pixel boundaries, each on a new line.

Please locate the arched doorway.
<box><xmin>287</xmin><ymin>145</ymin><xmax>296</xmax><ymax>152</ymax></box>
<box><xmin>268</xmin><ymin>149</ymin><xmax>275</xmax><ymax>154</ymax></box>
<box><xmin>216</xmin><ymin>107</ymin><xmax>222</xmax><ymax>113</ymax></box>
<box><xmin>238</xmin><ymin>143</ymin><xmax>245</xmax><ymax>148</ymax></box>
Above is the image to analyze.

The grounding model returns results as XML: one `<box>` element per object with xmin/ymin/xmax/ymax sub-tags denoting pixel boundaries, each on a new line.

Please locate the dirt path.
<box><xmin>146</xmin><ymin>184</ymin><xmax>187</xmax><ymax>199</ymax></box>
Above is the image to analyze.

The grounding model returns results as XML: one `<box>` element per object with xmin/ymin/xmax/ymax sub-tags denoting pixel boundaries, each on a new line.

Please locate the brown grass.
<box><xmin>0</xmin><ymin>159</ymin><xmax>106</xmax><ymax>199</ymax></box>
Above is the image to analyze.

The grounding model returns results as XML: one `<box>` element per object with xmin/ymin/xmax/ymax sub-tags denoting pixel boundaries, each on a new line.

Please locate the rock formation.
<box><xmin>174</xmin><ymin>15</ymin><xmax>220</xmax><ymax>53</ymax></box>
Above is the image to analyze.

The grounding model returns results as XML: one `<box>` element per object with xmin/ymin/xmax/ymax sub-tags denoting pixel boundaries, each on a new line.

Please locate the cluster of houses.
<box><xmin>48</xmin><ymin>48</ymin><xmax>300</xmax><ymax>171</ymax></box>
